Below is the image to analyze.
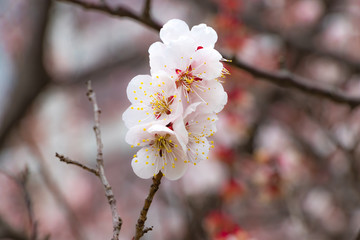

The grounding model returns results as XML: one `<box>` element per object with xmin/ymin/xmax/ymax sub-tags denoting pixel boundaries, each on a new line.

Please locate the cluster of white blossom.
<box><xmin>123</xmin><ymin>19</ymin><xmax>229</xmax><ymax>180</ymax></box>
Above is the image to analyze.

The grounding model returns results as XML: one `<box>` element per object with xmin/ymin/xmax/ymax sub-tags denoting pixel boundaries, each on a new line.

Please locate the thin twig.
<box><xmin>55</xmin><ymin>153</ymin><xmax>99</xmax><ymax>176</ymax></box>
<box><xmin>134</xmin><ymin>172</ymin><xmax>163</xmax><ymax>240</ymax></box>
<box><xmin>56</xmin><ymin>81</ymin><xmax>122</xmax><ymax>239</ymax></box>
<box><xmin>86</xmin><ymin>81</ymin><xmax>122</xmax><ymax>240</ymax></box>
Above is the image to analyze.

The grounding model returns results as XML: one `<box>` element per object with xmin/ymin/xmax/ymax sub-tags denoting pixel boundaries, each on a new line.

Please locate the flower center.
<box><xmin>175</xmin><ymin>65</ymin><xmax>202</xmax><ymax>92</ymax></box>
<box><xmin>153</xmin><ymin>134</ymin><xmax>174</xmax><ymax>157</ymax></box>
<box><xmin>150</xmin><ymin>93</ymin><xmax>175</xmax><ymax>119</ymax></box>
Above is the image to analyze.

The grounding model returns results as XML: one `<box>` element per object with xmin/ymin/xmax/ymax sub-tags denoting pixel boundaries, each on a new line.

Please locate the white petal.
<box><xmin>160</xmin><ymin>19</ymin><xmax>190</xmax><ymax>44</ymax></box>
<box><xmin>148</xmin><ymin>124</ymin><xmax>174</xmax><ymax>135</ymax></box>
<box><xmin>172</xmin><ymin>117</ymin><xmax>188</xmax><ymax>151</ymax></box>
<box><xmin>125</xmin><ymin>121</ymin><xmax>168</xmax><ymax>146</ymax></box>
<box><xmin>149</xmin><ymin>38</ymin><xmax>197</xmax><ymax>77</ymax></box>
<box><xmin>149</xmin><ymin>42</ymin><xmax>171</xmax><ymax>75</ymax></box>
<box><xmin>185</xmin><ymin>105</ymin><xmax>218</xmax><ymax>137</ymax></box>
<box><xmin>131</xmin><ymin>147</ymin><xmax>160</xmax><ymax>179</ymax></box>
<box><xmin>161</xmin><ymin>148</ymin><xmax>188</xmax><ymax>180</ymax></box>
<box><xmin>122</xmin><ymin>104</ymin><xmax>153</xmax><ymax>128</ymax></box>
<box><xmin>192</xmin><ymin>48</ymin><xmax>223</xmax><ymax>80</ymax></box>
<box><xmin>190</xmin><ymin>23</ymin><xmax>218</xmax><ymax>48</ymax></box>
<box><xmin>124</xmin><ymin>73</ymin><xmax>182</xmax><ymax>128</ymax></box>
<box><xmin>187</xmin><ymin>136</ymin><xmax>210</xmax><ymax>164</ymax></box>
<box><xmin>126</xmin><ymin>75</ymin><xmax>153</xmax><ymax>104</ymax></box>
<box><xmin>183</xmin><ymin>102</ymin><xmax>202</xmax><ymax>119</ymax></box>
<box><xmin>192</xmin><ymin>80</ymin><xmax>227</xmax><ymax>113</ymax></box>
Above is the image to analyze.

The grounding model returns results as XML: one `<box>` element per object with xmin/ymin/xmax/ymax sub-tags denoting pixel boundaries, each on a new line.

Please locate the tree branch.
<box><xmin>56</xmin><ymin>153</ymin><xmax>99</xmax><ymax>176</ymax></box>
<box><xmin>241</xmin><ymin>12</ymin><xmax>360</xmax><ymax>73</ymax></box>
<box><xmin>0</xmin><ymin>215</ymin><xmax>28</xmax><ymax>240</ymax></box>
<box><xmin>55</xmin><ymin>0</ymin><xmax>360</xmax><ymax>109</ymax></box>
<box><xmin>142</xmin><ymin>0</ymin><xmax>152</xmax><ymax>20</ymax></box>
<box><xmin>56</xmin><ymin>0</ymin><xmax>161</xmax><ymax>31</ymax></box>
<box><xmin>86</xmin><ymin>81</ymin><xmax>122</xmax><ymax>240</ymax></box>
<box><xmin>227</xmin><ymin>57</ymin><xmax>360</xmax><ymax>108</ymax></box>
<box><xmin>0</xmin><ymin>0</ymin><xmax>52</xmax><ymax>151</ymax></box>
<box><xmin>0</xmin><ymin>169</ymin><xmax>35</xmax><ymax>240</ymax></box>
<box><xmin>134</xmin><ymin>172</ymin><xmax>163</xmax><ymax>240</ymax></box>
<box><xmin>17</xmin><ymin>168</ymin><xmax>38</xmax><ymax>240</ymax></box>
<box><xmin>56</xmin><ymin>81</ymin><xmax>122</xmax><ymax>239</ymax></box>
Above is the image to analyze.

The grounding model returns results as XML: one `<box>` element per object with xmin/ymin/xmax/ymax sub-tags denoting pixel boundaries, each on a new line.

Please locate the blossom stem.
<box><xmin>134</xmin><ymin>172</ymin><xmax>163</xmax><ymax>240</ymax></box>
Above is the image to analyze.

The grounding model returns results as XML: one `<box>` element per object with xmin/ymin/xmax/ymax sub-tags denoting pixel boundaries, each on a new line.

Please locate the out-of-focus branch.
<box><xmin>0</xmin><ymin>0</ymin><xmax>52</xmax><ymax>151</ymax></box>
<box><xmin>0</xmin><ymin>169</ymin><xmax>35</xmax><ymax>240</ymax></box>
<box><xmin>142</xmin><ymin>0</ymin><xmax>152</xmax><ymax>20</ymax></box>
<box><xmin>55</xmin><ymin>53</ymin><xmax>145</xmax><ymax>85</ymax></box>
<box><xmin>134</xmin><ymin>172</ymin><xmax>163</xmax><ymax>240</ymax></box>
<box><xmin>0</xmin><ymin>215</ymin><xmax>28</xmax><ymax>240</ymax></box>
<box><xmin>56</xmin><ymin>0</ymin><xmax>360</xmax><ymax>108</ymax></box>
<box><xmin>241</xmin><ymin>12</ymin><xmax>360</xmax><ymax>73</ymax></box>
<box><xmin>56</xmin><ymin>0</ymin><xmax>161</xmax><ymax>31</ymax></box>
<box><xmin>56</xmin><ymin>82</ymin><xmax>122</xmax><ymax>240</ymax></box>
<box><xmin>20</xmin><ymin>124</ymin><xmax>86</xmax><ymax>240</ymax></box>
<box><xmin>226</xmin><ymin>58</ymin><xmax>360</xmax><ymax>108</ymax></box>
<box><xmin>17</xmin><ymin>168</ymin><xmax>37</xmax><ymax>240</ymax></box>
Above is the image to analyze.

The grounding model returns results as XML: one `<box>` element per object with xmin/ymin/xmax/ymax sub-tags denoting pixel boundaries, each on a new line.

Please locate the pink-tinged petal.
<box><xmin>190</xmin><ymin>23</ymin><xmax>218</xmax><ymax>48</ymax></box>
<box><xmin>131</xmin><ymin>147</ymin><xmax>161</xmax><ymax>179</ymax></box>
<box><xmin>160</xmin><ymin>19</ymin><xmax>190</xmax><ymax>44</ymax></box>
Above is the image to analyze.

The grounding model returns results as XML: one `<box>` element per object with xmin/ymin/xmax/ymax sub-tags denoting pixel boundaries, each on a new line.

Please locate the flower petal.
<box><xmin>160</xmin><ymin>19</ymin><xmax>190</xmax><ymax>44</ymax></box>
<box><xmin>172</xmin><ymin>117</ymin><xmax>188</xmax><ymax>151</ymax></box>
<box><xmin>126</xmin><ymin>75</ymin><xmax>153</xmax><ymax>104</ymax></box>
<box><xmin>122</xmin><ymin>104</ymin><xmax>152</xmax><ymax>128</ymax></box>
<box><xmin>131</xmin><ymin>147</ymin><xmax>160</xmax><ymax>179</ymax></box>
<box><xmin>161</xmin><ymin>148</ymin><xmax>188</xmax><ymax>180</ymax></box>
<box><xmin>187</xmin><ymin>136</ymin><xmax>210</xmax><ymax>164</ymax></box>
<box><xmin>192</xmin><ymin>80</ymin><xmax>227</xmax><ymax>113</ymax></box>
<box><xmin>190</xmin><ymin>23</ymin><xmax>218</xmax><ymax>48</ymax></box>
<box><xmin>149</xmin><ymin>38</ymin><xmax>197</xmax><ymax>76</ymax></box>
<box><xmin>125</xmin><ymin>121</ymin><xmax>168</xmax><ymax>146</ymax></box>
<box><xmin>192</xmin><ymin>48</ymin><xmax>223</xmax><ymax>80</ymax></box>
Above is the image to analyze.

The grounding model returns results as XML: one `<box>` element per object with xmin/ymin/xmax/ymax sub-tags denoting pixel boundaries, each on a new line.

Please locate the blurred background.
<box><xmin>1</xmin><ymin>0</ymin><xmax>360</xmax><ymax>239</ymax></box>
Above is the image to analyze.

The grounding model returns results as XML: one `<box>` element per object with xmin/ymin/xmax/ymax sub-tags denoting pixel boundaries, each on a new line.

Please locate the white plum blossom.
<box><xmin>159</xmin><ymin>19</ymin><xmax>218</xmax><ymax>48</ymax></box>
<box><xmin>183</xmin><ymin>103</ymin><xmax>218</xmax><ymax>165</ymax></box>
<box><xmin>123</xmin><ymin>19</ymin><xmax>229</xmax><ymax>180</ymax></box>
<box><xmin>122</xmin><ymin>73</ymin><xmax>182</xmax><ymax>128</ymax></box>
<box><xmin>149</xmin><ymin>23</ymin><xmax>228</xmax><ymax>112</ymax></box>
<box><xmin>126</xmin><ymin>120</ymin><xmax>189</xmax><ymax>180</ymax></box>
